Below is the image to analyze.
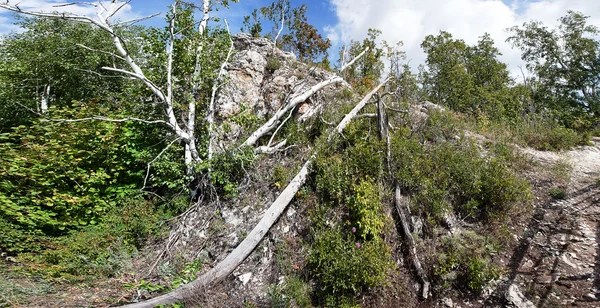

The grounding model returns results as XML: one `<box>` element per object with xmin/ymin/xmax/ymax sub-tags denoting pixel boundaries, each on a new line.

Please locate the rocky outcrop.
<box><xmin>215</xmin><ymin>33</ymin><xmax>342</xmax><ymax>147</ymax></box>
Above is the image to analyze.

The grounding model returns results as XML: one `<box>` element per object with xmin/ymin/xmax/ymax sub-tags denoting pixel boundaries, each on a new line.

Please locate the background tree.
<box><xmin>508</xmin><ymin>10</ymin><xmax>600</xmax><ymax>128</ymax></box>
<box><xmin>0</xmin><ymin>16</ymin><xmax>136</xmax><ymax>131</ymax></box>
<box><xmin>340</xmin><ymin>28</ymin><xmax>385</xmax><ymax>93</ymax></box>
<box><xmin>420</xmin><ymin>31</ymin><xmax>513</xmax><ymax>119</ymax></box>
<box><xmin>241</xmin><ymin>0</ymin><xmax>331</xmax><ymax>63</ymax></box>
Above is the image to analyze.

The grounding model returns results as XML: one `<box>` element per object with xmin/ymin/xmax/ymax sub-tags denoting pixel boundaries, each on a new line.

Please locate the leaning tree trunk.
<box><xmin>119</xmin><ymin>79</ymin><xmax>390</xmax><ymax>308</ymax></box>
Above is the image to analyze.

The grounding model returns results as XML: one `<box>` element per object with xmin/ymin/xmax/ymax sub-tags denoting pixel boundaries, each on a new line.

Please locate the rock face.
<box><xmin>215</xmin><ymin>33</ymin><xmax>342</xmax><ymax>147</ymax></box>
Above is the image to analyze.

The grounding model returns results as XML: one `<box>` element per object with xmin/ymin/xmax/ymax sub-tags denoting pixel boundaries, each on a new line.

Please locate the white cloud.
<box><xmin>0</xmin><ymin>1</ymin><xmax>140</xmax><ymax>36</ymax></box>
<box><xmin>326</xmin><ymin>0</ymin><xmax>600</xmax><ymax>80</ymax></box>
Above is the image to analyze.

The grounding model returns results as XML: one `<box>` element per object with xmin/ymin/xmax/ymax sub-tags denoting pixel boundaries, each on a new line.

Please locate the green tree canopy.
<box><xmin>508</xmin><ymin>10</ymin><xmax>600</xmax><ymax>127</ymax></box>
<box><xmin>420</xmin><ymin>31</ymin><xmax>514</xmax><ymax>119</ymax></box>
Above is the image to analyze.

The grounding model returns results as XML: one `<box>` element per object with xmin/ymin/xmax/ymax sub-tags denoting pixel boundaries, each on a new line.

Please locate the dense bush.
<box><xmin>19</xmin><ymin>196</ymin><xmax>165</xmax><ymax>280</ymax></box>
<box><xmin>348</xmin><ymin>179</ymin><xmax>385</xmax><ymax>241</ymax></box>
<box><xmin>392</xmin><ymin>131</ymin><xmax>531</xmax><ymax>222</ymax></box>
<box><xmin>308</xmin><ymin>226</ymin><xmax>393</xmax><ymax>296</ymax></box>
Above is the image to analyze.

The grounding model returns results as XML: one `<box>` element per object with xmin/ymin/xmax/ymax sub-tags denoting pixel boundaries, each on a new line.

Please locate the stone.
<box><xmin>506</xmin><ymin>284</ymin><xmax>536</xmax><ymax>308</ymax></box>
<box><xmin>238</xmin><ymin>272</ymin><xmax>253</xmax><ymax>286</ymax></box>
<box><xmin>442</xmin><ymin>297</ymin><xmax>454</xmax><ymax>307</ymax></box>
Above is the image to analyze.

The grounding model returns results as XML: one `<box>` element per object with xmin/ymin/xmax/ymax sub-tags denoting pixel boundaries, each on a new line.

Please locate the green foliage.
<box><xmin>308</xmin><ymin>226</ymin><xmax>393</xmax><ymax>296</ymax></box>
<box><xmin>266</xmin><ymin>57</ymin><xmax>281</xmax><ymax>73</ymax></box>
<box><xmin>242</xmin><ymin>1</ymin><xmax>331</xmax><ymax>62</ymax></box>
<box><xmin>549</xmin><ymin>187</ymin><xmax>567</xmax><ymax>200</ymax></box>
<box><xmin>196</xmin><ymin>147</ymin><xmax>256</xmax><ymax>198</ymax></box>
<box><xmin>391</xmin><ymin>115</ymin><xmax>532</xmax><ymax>222</ymax></box>
<box><xmin>20</xmin><ymin>196</ymin><xmax>164</xmax><ymax>280</ymax></box>
<box><xmin>313</xmin><ymin>122</ymin><xmax>384</xmax><ymax>205</ymax></box>
<box><xmin>268</xmin><ymin>276</ymin><xmax>311</xmax><ymax>308</ymax></box>
<box><xmin>513</xmin><ymin>118</ymin><xmax>585</xmax><ymax>151</ymax></box>
<box><xmin>508</xmin><ymin>11</ymin><xmax>600</xmax><ymax>128</ymax></box>
<box><xmin>0</xmin><ymin>219</ymin><xmax>48</xmax><ymax>255</ymax></box>
<box><xmin>0</xmin><ymin>104</ymin><xmax>156</xmax><ymax>233</ymax></box>
<box><xmin>172</xmin><ymin>258</ymin><xmax>203</xmax><ymax>288</ymax></box>
<box><xmin>435</xmin><ymin>231</ymin><xmax>501</xmax><ymax>292</ymax></box>
<box><xmin>420</xmin><ymin>31</ymin><xmax>513</xmax><ymax>119</ymax></box>
<box><xmin>348</xmin><ymin>180</ymin><xmax>385</xmax><ymax>241</ymax></box>
<box><xmin>340</xmin><ymin>28</ymin><xmax>385</xmax><ymax>94</ymax></box>
<box><xmin>0</xmin><ymin>16</ymin><xmax>138</xmax><ymax>130</ymax></box>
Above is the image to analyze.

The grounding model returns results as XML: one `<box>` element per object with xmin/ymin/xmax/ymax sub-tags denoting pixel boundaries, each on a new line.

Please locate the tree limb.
<box><xmin>394</xmin><ymin>185</ymin><xmax>430</xmax><ymax>299</ymax></box>
<box><xmin>242</xmin><ymin>76</ymin><xmax>343</xmax><ymax>147</ymax></box>
<box><xmin>334</xmin><ymin>77</ymin><xmax>390</xmax><ymax>137</ymax></box>
<box><xmin>340</xmin><ymin>47</ymin><xmax>369</xmax><ymax>72</ymax></box>
<box><xmin>119</xmin><ymin>80</ymin><xmax>388</xmax><ymax>308</ymax></box>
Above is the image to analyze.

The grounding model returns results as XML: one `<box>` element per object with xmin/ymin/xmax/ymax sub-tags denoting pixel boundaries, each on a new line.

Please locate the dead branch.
<box><xmin>141</xmin><ymin>137</ymin><xmax>183</xmax><ymax>191</ymax></box>
<box><xmin>119</xmin><ymin>80</ymin><xmax>387</xmax><ymax>308</ymax></box>
<box><xmin>356</xmin><ymin>113</ymin><xmax>378</xmax><ymax>119</ymax></box>
<box><xmin>267</xmin><ymin>108</ymin><xmax>294</xmax><ymax>147</ymax></box>
<box><xmin>340</xmin><ymin>47</ymin><xmax>369</xmax><ymax>72</ymax></box>
<box><xmin>242</xmin><ymin>76</ymin><xmax>343</xmax><ymax>147</ymax></box>
<box><xmin>242</xmin><ymin>46</ymin><xmax>371</xmax><ymax>147</ymax></box>
<box><xmin>394</xmin><ymin>185</ymin><xmax>430</xmax><ymax>299</ymax></box>
<box><xmin>42</xmin><ymin>116</ymin><xmax>172</xmax><ymax>127</ymax></box>
<box><xmin>334</xmin><ymin>77</ymin><xmax>390</xmax><ymax>137</ymax></box>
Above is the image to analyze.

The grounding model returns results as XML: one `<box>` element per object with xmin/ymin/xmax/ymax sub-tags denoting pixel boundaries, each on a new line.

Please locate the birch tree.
<box><xmin>0</xmin><ymin>0</ymin><xmax>237</xmax><ymax>183</ymax></box>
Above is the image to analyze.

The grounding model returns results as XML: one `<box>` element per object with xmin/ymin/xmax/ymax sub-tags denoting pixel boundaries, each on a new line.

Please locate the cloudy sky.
<box><xmin>1</xmin><ymin>0</ymin><xmax>599</xmax><ymax>80</ymax></box>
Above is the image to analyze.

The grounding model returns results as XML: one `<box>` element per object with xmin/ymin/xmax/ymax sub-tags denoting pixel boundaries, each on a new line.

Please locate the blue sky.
<box><xmin>1</xmin><ymin>0</ymin><xmax>599</xmax><ymax>79</ymax></box>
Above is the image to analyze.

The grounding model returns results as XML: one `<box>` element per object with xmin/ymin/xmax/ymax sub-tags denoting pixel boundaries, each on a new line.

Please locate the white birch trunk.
<box><xmin>334</xmin><ymin>77</ymin><xmax>389</xmax><ymax>136</ymax></box>
<box><xmin>40</xmin><ymin>84</ymin><xmax>50</xmax><ymax>114</ymax></box>
<box><xmin>119</xmin><ymin>81</ymin><xmax>387</xmax><ymax>308</ymax></box>
<box><xmin>243</xmin><ymin>76</ymin><xmax>343</xmax><ymax>147</ymax></box>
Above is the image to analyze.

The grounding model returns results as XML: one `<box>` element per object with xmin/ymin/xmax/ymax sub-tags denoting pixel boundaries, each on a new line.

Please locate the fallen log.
<box><xmin>119</xmin><ymin>78</ymin><xmax>390</xmax><ymax>308</ymax></box>
<box><xmin>394</xmin><ymin>185</ymin><xmax>431</xmax><ymax>299</ymax></box>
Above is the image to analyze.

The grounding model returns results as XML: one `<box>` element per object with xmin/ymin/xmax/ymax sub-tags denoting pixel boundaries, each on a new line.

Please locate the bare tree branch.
<box><xmin>334</xmin><ymin>77</ymin><xmax>390</xmax><ymax>136</ymax></box>
<box><xmin>243</xmin><ymin>76</ymin><xmax>343</xmax><ymax>147</ymax></box>
<box><xmin>42</xmin><ymin>116</ymin><xmax>173</xmax><ymax>127</ymax></box>
<box><xmin>267</xmin><ymin>107</ymin><xmax>294</xmax><ymax>147</ymax></box>
<box><xmin>116</xmin><ymin>12</ymin><xmax>161</xmax><ymax>25</ymax></box>
<box><xmin>76</xmin><ymin>43</ymin><xmax>127</xmax><ymax>62</ymax></box>
<box><xmin>340</xmin><ymin>47</ymin><xmax>369</xmax><ymax>72</ymax></box>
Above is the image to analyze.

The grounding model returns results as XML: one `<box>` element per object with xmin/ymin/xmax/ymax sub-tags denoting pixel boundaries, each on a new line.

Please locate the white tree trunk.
<box><xmin>243</xmin><ymin>76</ymin><xmax>343</xmax><ymax>147</ymax></box>
<box><xmin>334</xmin><ymin>77</ymin><xmax>389</xmax><ymax>136</ymax></box>
<box><xmin>40</xmin><ymin>84</ymin><xmax>50</xmax><ymax>114</ymax></box>
<box><xmin>119</xmin><ymin>81</ymin><xmax>387</xmax><ymax>308</ymax></box>
<box><xmin>394</xmin><ymin>185</ymin><xmax>430</xmax><ymax>299</ymax></box>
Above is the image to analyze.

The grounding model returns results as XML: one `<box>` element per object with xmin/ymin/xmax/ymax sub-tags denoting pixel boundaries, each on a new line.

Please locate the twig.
<box><xmin>267</xmin><ymin>108</ymin><xmax>294</xmax><ymax>147</ymax></box>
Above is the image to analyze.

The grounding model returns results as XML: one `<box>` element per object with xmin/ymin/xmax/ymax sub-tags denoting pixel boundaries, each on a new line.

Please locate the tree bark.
<box><xmin>394</xmin><ymin>185</ymin><xmax>430</xmax><ymax>299</ymax></box>
<box><xmin>119</xmin><ymin>81</ymin><xmax>387</xmax><ymax>308</ymax></box>
<box><xmin>243</xmin><ymin>76</ymin><xmax>343</xmax><ymax>147</ymax></box>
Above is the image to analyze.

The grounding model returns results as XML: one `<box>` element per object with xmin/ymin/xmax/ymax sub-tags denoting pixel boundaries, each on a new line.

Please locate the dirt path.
<box><xmin>491</xmin><ymin>138</ymin><xmax>600</xmax><ymax>307</ymax></box>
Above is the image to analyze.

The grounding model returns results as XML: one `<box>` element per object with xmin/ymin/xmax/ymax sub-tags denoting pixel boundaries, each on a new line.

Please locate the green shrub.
<box><xmin>266</xmin><ymin>57</ymin><xmax>281</xmax><ymax>73</ymax></box>
<box><xmin>549</xmin><ymin>187</ymin><xmax>567</xmax><ymax>199</ymax></box>
<box><xmin>514</xmin><ymin>118</ymin><xmax>586</xmax><ymax>151</ymax></box>
<box><xmin>391</xmin><ymin>135</ymin><xmax>532</xmax><ymax>222</ymax></box>
<box><xmin>268</xmin><ymin>276</ymin><xmax>311</xmax><ymax>308</ymax></box>
<box><xmin>308</xmin><ymin>227</ymin><xmax>393</xmax><ymax>296</ymax></box>
<box><xmin>435</xmin><ymin>231</ymin><xmax>501</xmax><ymax>292</ymax></box>
<box><xmin>348</xmin><ymin>180</ymin><xmax>386</xmax><ymax>241</ymax></box>
<box><xmin>21</xmin><ymin>196</ymin><xmax>164</xmax><ymax>280</ymax></box>
<box><xmin>197</xmin><ymin>146</ymin><xmax>256</xmax><ymax>198</ymax></box>
<box><xmin>0</xmin><ymin>219</ymin><xmax>48</xmax><ymax>255</ymax></box>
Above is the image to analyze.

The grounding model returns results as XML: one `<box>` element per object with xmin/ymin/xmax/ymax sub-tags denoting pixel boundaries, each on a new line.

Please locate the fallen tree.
<box><xmin>120</xmin><ymin>78</ymin><xmax>390</xmax><ymax>307</ymax></box>
<box><xmin>242</xmin><ymin>48</ymin><xmax>370</xmax><ymax>147</ymax></box>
